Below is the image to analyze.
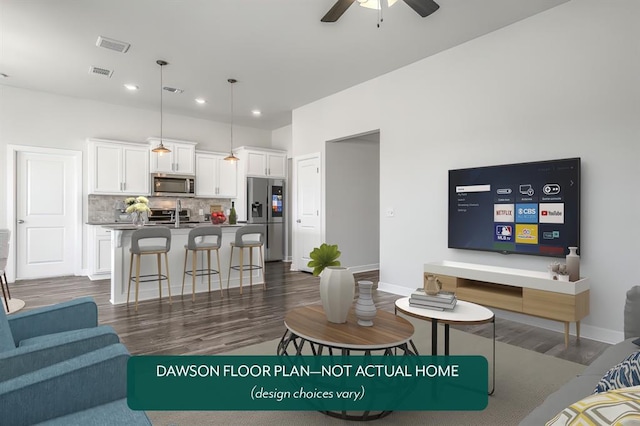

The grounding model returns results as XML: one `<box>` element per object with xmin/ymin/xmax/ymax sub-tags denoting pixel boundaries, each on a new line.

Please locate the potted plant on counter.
<box><xmin>308</xmin><ymin>243</ymin><xmax>354</xmax><ymax>324</ymax></box>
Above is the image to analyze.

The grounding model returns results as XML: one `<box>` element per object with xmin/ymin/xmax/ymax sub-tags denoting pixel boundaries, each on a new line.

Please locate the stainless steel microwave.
<box><xmin>151</xmin><ymin>174</ymin><xmax>195</xmax><ymax>197</ymax></box>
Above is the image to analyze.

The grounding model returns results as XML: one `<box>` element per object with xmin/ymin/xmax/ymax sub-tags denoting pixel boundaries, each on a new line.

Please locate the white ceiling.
<box><xmin>0</xmin><ymin>0</ymin><xmax>568</xmax><ymax>131</ymax></box>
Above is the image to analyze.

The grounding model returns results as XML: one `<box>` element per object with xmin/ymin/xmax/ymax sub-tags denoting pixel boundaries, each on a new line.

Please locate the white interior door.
<box><xmin>15</xmin><ymin>150</ymin><xmax>79</xmax><ymax>279</ymax></box>
<box><xmin>293</xmin><ymin>154</ymin><xmax>321</xmax><ymax>272</ymax></box>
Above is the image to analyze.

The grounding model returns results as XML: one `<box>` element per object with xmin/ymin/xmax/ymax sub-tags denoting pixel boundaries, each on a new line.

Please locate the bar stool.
<box><xmin>182</xmin><ymin>226</ymin><xmax>223</xmax><ymax>301</ymax></box>
<box><xmin>0</xmin><ymin>229</ymin><xmax>12</xmax><ymax>312</ymax></box>
<box><xmin>227</xmin><ymin>225</ymin><xmax>265</xmax><ymax>295</ymax></box>
<box><xmin>127</xmin><ymin>227</ymin><xmax>172</xmax><ymax>311</ymax></box>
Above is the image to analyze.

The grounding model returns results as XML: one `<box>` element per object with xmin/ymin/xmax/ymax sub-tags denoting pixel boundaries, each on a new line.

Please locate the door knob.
<box><xmin>17</xmin><ymin>219</ymin><xmax>25</xmax><ymax>224</ymax></box>
<box><xmin>296</xmin><ymin>219</ymin><xmax>301</xmax><ymax>223</ymax></box>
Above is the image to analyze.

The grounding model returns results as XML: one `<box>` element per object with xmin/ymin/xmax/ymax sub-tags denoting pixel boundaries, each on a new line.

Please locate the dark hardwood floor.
<box><xmin>8</xmin><ymin>262</ymin><xmax>609</xmax><ymax>364</ymax></box>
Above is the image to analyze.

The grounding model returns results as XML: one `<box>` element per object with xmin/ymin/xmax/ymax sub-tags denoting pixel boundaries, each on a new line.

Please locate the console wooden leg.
<box><xmin>564</xmin><ymin>322</ymin><xmax>569</xmax><ymax>348</ymax></box>
<box><xmin>576</xmin><ymin>321</ymin><xmax>581</xmax><ymax>341</ymax></box>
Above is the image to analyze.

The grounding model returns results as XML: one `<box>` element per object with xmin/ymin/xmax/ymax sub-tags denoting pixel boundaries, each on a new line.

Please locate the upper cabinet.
<box><xmin>88</xmin><ymin>139</ymin><xmax>150</xmax><ymax>195</ymax></box>
<box><xmin>148</xmin><ymin>138</ymin><xmax>197</xmax><ymax>175</ymax></box>
<box><xmin>236</xmin><ymin>147</ymin><xmax>287</xmax><ymax>178</ymax></box>
<box><xmin>195</xmin><ymin>151</ymin><xmax>237</xmax><ymax>198</ymax></box>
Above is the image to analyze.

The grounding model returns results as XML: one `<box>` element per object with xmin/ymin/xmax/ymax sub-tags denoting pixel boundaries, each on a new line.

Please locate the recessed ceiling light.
<box><xmin>195</xmin><ymin>98</ymin><xmax>206</xmax><ymax>104</ymax></box>
<box><xmin>0</xmin><ymin>73</ymin><xmax>8</xmax><ymax>78</ymax></box>
<box><xmin>251</xmin><ymin>109</ymin><xmax>261</xmax><ymax>116</ymax></box>
<box><xmin>124</xmin><ymin>84</ymin><xmax>139</xmax><ymax>91</ymax></box>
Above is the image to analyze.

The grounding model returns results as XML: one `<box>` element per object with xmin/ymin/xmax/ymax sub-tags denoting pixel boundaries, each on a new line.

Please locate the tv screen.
<box><xmin>448</xmin><ymin>158</ymin><xmax>580</xmax><ymax>258</ymax></box>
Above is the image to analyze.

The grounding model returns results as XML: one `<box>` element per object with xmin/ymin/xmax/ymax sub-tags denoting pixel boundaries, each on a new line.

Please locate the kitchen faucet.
<box><xmin>175</xmin><ymin>199</ymin><xmax>182</xmax><ymax>228</ymax></box>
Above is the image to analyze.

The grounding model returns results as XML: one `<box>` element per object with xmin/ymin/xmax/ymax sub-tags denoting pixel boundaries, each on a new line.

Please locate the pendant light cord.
<box><xmin>160</xmin><ymin>63</ymin><xmax>164</xmax><ymax>142</ymax></box>
<box><xmin>230</xmin><ymin>81</ymin><xmax>234</xmax><ymax>152</ymax></box>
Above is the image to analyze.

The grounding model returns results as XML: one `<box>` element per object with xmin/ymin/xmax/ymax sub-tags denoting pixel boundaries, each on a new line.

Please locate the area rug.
<box><xmin>146</xmin><ymin>314</ymin><xmax>585</xmax><ymax>426</ymax></box>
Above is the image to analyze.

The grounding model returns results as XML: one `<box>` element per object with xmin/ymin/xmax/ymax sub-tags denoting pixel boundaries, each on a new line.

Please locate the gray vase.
<box><xmin>355</xmin><ymin>280</ymin><xmax>377</xmax><ymax>326</ymax></box>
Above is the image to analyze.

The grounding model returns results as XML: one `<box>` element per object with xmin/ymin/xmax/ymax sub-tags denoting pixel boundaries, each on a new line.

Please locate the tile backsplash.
<box><xmin>88</xmin><ymin>195</ymin><xmax>233</xmax><ymax>223</ymax></box>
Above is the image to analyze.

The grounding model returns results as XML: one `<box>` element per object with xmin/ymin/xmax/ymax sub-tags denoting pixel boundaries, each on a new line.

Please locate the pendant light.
<box><xmin>151</xmin><ymin>60</ymin><xmax>171</xmax><ymax>155</ymax></box>
<box><xmin>224</xmin><ymin>78</ymin><xmax>240</xmax><ymax>162</ymax></box>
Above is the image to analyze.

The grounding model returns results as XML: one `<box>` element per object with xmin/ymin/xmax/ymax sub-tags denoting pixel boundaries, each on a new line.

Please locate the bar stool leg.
<box><xmin>249</xmin><ymin>246</ymin><xmax>254</xmax><ymax>290</ymax></box>
<box><xmin>239</xmin><ymin>247</ymin><xmax>244</xmax><ymax>295</ymax></box>
<box><xmin>165</xmin><ymin>252</ymin><xmax>172</xmax><ymax>303</ymax></box>
<box><xmin>192</xmin><ymin>248</ymin><xmax>197</xmax><ymax>302</ymax></box>
<box><xmin>260</xmin><ymin>244</ymin><xmax>266</xmax><ymax>290</ymax></box>
<box><xmin>127</xmin><ymin>253</ymin><xmax>134</xmax><ymax>305</ymax></box>
<box><xmin>227</xmin><ymin>246</ymin><xmax>234</xmax><ymax>291</ymax></box>
<box><xmin>207</xmin><ymin>249</ymin><xmax>212</xmax><ymax>293</ymax></box>
<box><xmin>216</xmin><ymin>249</ymin><xmax>223</xmax><ymax>298</ymax></box>
<box><xmin>181</xmin><ymin>248</ymin><xmax>188</xmax><ymax>297</ymax></box>
<box><xmin>157</xmin><ymin>253</ymin><xmax>163</xmax><ymax>300</ymax></box>
<box><xmin>135</xmin><ymin>254</ymin><xmax>141</xmax><ymax>311</ymax></box>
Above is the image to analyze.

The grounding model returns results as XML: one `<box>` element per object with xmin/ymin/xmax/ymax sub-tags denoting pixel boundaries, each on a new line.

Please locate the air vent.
<box><xmin>89</xmin><ymin>66</ymin><xmax>114</xmax><ymax>78</ymax></box>
<box><xmin>96</xmin><ymin>36</ymin><xmax>130</xmax><ymax>53</ymax></box>
<box><xmin>163</xmin><ymin>86</ymin><xmax>184</xmax><ymax>94</ymax></box>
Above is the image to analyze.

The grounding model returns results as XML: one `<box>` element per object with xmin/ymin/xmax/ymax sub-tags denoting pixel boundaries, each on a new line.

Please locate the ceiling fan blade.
<box><xmin>402</xmin><ymin>0</ymin><xmax>439</xmax><ymax>18</ymax></box>
<box><xmin>321</xmin><ymin>0</ymin><xmax>357</xmax><ymax>22</ymax></box>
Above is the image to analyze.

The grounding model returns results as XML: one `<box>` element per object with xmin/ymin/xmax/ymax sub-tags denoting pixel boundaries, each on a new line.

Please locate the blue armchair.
<box><xmin>0</xmin><ymin>343</ymin><xmax>151</xmax><ymax>425</ymax></box>
<box><xmin>0</xmin><ymin>297</ymin><xmax>120</xmax><ymax>380</ymax></box>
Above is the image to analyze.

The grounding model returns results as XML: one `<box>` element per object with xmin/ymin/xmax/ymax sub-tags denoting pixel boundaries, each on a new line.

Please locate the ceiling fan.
<box><xmin>321</xmin><ymin>0</ymin><xmax>439</xmax><ymax>23</ymax></box>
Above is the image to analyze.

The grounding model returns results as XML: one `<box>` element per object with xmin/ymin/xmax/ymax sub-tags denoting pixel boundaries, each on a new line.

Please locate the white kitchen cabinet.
<box><xmin>88</xmin><ymin>139</ymin><xmax>149</xmax><ymax>195</ymax></box>
<box><xmin>195</xmin><ymin>151</ymin><xmax>237</xmax><ymax>198</ymax></box>
<box><xmin>148</xmin><ymin>138</ymin><xmax>196</xmax><ymax>175</ymax></box>
<box><xmin>239</xmin><ymin>148</ymin><xmax>287</xmax><ymax>178</ymax></box>
<box><xmin>88</xmin><ymin>225</ymin><xmax>112</xmax><ymax>280</ymax></box>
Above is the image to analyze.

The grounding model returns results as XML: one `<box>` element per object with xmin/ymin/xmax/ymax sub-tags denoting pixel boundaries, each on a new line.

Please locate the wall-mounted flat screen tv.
<box><xmin>448</xmin><ymin>158</ymin><xmax>580</xmax><ymax>258</ymax></box>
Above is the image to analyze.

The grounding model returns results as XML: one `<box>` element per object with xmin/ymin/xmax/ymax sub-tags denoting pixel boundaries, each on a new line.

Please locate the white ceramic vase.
<box><xmin>319</xmin><ymin>266</ymin><xmax>355</xmax><ymax>324</ymax></box>
<box><xmin>566</xmin><ymin>247</ymin><xmax>580</xmax><ymax>282</ymax></box>
<box><xmin>355</xmin><ymin>280</ymin><xmax>377</xmax><ymax>326</ymax></box>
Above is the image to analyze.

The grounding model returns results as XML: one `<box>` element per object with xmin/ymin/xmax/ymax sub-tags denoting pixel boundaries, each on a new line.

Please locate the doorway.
<box><xmin>325</xmin><ymin>132</ymin><xmax>380</xmax><ymax>272</ymax></box>
<box><xmin>6</xmin><ymin>145</ymin><xmax>82</xmax><ymax>281</ymax></box>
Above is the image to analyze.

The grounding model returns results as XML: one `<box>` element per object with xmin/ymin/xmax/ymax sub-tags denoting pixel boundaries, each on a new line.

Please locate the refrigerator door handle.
<box><xmin>265</xmin><ymin>223</ymin><xmax>269</xmax><ymax>249</ymax></box>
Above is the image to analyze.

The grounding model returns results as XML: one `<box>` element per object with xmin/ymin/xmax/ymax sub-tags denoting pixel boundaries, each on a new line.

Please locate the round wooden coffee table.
<box><xmin>277</xmin><ymin>304</ymin><xmax>417</xmax><ymax>420</ymax></box>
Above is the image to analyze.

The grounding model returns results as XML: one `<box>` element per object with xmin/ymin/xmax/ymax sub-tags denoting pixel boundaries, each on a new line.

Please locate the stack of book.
<box><xmin>409</xmin><ymin>289</ymin><xmax>457</xmax><ymax>311</ymax></box>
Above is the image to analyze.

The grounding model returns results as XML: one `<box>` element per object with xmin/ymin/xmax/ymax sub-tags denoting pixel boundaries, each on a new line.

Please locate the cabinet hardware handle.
<box><xmin>18</xmin><ymin>219</ymin><xmax>25</xmax><ymax>224</ymax></box>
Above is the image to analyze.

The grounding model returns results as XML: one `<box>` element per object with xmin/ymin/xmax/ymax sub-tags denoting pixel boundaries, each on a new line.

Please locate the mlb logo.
<box><xmin>495</xmin><ymin>225</ymin><xmax>514</xmax><ymax>242</ymax></box>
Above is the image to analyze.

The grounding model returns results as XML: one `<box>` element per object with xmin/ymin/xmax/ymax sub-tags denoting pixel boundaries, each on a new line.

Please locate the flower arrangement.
<box><xmin>124</xmin><ymin>196</ymin><xmax>152</xmax><ymax>215</ymax></box>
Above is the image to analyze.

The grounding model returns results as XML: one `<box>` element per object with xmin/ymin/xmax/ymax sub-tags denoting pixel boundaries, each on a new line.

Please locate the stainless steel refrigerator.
<box><xmin>246</xmin><ymin>177</ymin><xmax>285</xmax><ymax>261</ymax></box>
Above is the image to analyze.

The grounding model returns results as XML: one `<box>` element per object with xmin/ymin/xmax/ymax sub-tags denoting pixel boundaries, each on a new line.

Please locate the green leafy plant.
<box><xmin>307</xmin><ymin>243</ymin><xmax>341</xmax><ymax>276</ymax></box>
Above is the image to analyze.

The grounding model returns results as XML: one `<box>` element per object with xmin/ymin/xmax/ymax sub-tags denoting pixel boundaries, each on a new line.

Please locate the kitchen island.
<box><xmin>102</xmin><ymin>223</ymin><xmax>263</xmax><ymax>305</ymax></box>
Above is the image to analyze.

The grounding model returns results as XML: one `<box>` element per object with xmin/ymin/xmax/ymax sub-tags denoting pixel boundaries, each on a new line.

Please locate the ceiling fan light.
<box><xmin>358</xmin><ymin>0</ymin><xmax>398</xmax><ymax>10</ymax></box>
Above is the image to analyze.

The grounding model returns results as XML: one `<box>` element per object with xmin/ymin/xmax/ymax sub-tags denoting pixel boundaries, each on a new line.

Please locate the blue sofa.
<box><xmin>0</xmin><ymin>297</ymin><xmax>151</xmax><ymax>425</ymax></box>
<box><xmin>0</xmin><ymin>343</ymin><xmax>151</xmax><ymax>425</ymax></box>
<box><xmin>1</xmin><ymin>297</ymin><xmax>121</xmax><ymax>379</ymax></box>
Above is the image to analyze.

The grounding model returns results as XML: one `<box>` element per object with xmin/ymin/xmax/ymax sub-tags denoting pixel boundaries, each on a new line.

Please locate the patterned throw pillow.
<box><xmin>594</xmin><ymin>351</ymin><xmax>640</xmax><ymax>393</ymax></box>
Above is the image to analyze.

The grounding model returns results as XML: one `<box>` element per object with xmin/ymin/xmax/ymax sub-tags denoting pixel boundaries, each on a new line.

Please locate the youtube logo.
<box><xmin>539</xmin><ymin>203</ymin><xmax>564</xmax><ymax>224</ymax></box>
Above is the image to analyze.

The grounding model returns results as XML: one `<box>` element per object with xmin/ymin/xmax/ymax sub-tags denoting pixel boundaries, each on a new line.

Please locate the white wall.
<box><xmin>326</xmin><ymin>137</ymin><xmax>380</xmax><ymax>271</ymax></box>
<box><xmin>0</xmin><ymin>86</ymin><xmax>273</xmax><ymax>227</ymax></box>
<box><xmin>291</xmin><ymin>0</ymin><xmax>640</xmax><ymax>342</ymax></box>
<box><xmin>271</xmin><ymin>125</ymin><xmax>293</xmax><ymax>155</ymax></box>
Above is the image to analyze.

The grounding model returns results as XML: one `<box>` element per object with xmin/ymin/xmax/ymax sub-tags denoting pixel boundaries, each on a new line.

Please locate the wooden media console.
<box><xmin>424</xmin><ymin>261</ymin><xmax>590</xmax><ymax>347</ymax></box>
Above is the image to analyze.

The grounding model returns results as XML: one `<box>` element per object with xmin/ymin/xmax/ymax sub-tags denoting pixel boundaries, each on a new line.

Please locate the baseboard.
<box><xmin>347</xmin><ymin>263</ymin><xmax>380</xmax><ymax>274</ymax></box>
<box><xmin>377</xmin><ymin>281</ymin><xmax>622</xmax><ymax>345</ymax></box>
